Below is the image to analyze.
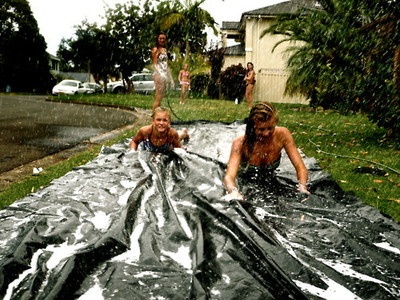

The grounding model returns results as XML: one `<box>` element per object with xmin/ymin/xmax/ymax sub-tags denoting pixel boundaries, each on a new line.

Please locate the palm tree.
<box><xmin>158</xmin><ymin>0</ymin><xmax>218</xmax><ymax>60</ymax></box>
<box><xmin>261</xmin><ymin>0</ymin><xmax>372</xmax><ymax>109</ymax></box>
<box><xmin>261</xmin><ymin>0</ymin><xmax>400</xmax><ymax>136</ymax></box>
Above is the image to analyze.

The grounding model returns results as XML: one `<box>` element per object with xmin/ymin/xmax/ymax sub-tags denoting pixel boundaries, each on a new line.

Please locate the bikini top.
<box><xmin>141</xmin><ymin>127</ymin><xmax>172</xmax><ymax>153</ymax></box>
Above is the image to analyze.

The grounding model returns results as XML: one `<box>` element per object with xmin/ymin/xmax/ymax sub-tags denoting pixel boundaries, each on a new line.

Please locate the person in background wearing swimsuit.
<box><xmin>178</xmin><ymin>64</ymin><xmax>190</xmax><ymax>104</ymax></box>
<box><xmin>130</xmin><ymin>107</ymin><xmax>188</xmax><ymax>153</ymax></box>
<box><xmin>244</xmin><ymin>62</ymin><xmax>256</xmax><ymax>109</ymax></box>
<box><xmin>151</xmin><ymin>33</ymin><xmax>175</xmax><ymax>111</ymax></box>
<box><xmin>223</xmin><ymin>102</ymin><xmax>309</xmax><ymax>200</ymax></box>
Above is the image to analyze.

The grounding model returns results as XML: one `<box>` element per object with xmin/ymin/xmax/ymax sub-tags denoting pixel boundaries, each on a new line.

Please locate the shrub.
<box><xmin>219</xmin><ymin>64</ymin><xmax>246</xmax><ymax>101</ymax></box>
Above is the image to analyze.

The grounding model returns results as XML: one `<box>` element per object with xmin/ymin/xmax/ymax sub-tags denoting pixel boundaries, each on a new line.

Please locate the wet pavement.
<box><xmin>0</xmin><ymin>95</ymin><xmax>141</xmax><ymax>174</ymax></box>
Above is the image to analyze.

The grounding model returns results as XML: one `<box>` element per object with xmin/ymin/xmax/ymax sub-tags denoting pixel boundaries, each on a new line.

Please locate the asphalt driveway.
<box><xmin>0</xmin><ymin>94</ymin><xmax>141</xmax><ymax>174</ymax></box>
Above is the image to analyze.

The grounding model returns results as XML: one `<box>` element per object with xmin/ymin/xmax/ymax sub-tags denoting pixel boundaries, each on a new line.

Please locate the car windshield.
<box><xmin>62</xmin><ymin>81</ymin><xmax>78</xmax><ymax>87</ymax></box>
<box><xmin>132</xmin><ymin>76</ymin><xmax>142</xmax><ymax>82</ymax></box>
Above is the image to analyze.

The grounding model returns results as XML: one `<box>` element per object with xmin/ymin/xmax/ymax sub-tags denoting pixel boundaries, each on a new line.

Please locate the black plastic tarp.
<box><xmin>0</xmin><ymin>121</ymin><xmax>399</xmax><ymax>299</ymax></box>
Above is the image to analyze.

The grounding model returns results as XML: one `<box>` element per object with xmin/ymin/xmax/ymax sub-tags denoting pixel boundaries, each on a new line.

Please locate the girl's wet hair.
<box><xmin>243</xmin><ymin>102</ymin><xmax>279</xmax><ymax>157</ymax></box>
<box><xmin>152</xmin><ymin>106</ymin><xmax>171</xmax><ymax>120</ymax></box>
<box><xmin>247</xmin><ymin>102</ymin><xmax>279</xmax><ymax>124</ymax></box>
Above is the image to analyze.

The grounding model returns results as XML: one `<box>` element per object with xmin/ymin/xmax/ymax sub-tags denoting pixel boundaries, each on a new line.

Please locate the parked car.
<box><xmin>107</xmin><ymin>73</ymin><xmax>155</xmax><ymax>94</ymax></box>
<box><xmin>83</xmin><ymin>82</ymin><xmax>103</xmax><ymax>94</ymax></box>
<box><xmin>52</xmin><ymin>80</ymin><xmax>87</xmax><ymax>95</ymax></box>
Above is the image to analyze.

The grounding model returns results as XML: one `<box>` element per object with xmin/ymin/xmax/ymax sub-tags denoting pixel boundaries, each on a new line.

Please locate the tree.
<box><xmin>207</xmin><ymin>44</ymin><xmax>225</xmax><ymax>99</ymax></box>
<box><xmin>103</xmin><ymin>0</ymin><xmax>156</xmax><ymax>82</ymax></box>
<box><xmin>0</xmin><ymin>0</ymin><xmax>53</xmax><ymax>92</ymax></box>
<box><xmin>157</xmin><ymin>0</ymin><xmax>218</xmax><ymax>58</ymax></box>
<box><xmin>58</xmin><ymin>0</ymin><xmax>157</xmax><ymax>92</ymax></box>
<box><xmin>58</xmin><ymin>21</ymin><xmax>119</xmax><ymax>91</ymax></box>
<box><xmin>261</xmin><ymin>0</ymin><xmax>400</xmax><ymax>137</ymax></box>
<box><xmin>55</xmin><ymin>0</ymin><xmax>219</xmax><ymax>94</ymax></box>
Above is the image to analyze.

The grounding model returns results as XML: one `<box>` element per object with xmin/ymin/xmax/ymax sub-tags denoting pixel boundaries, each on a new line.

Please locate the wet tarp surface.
<box><xmin>0</xmin><ymin>121</ymin><xmax>399</xmax><ymax>300</ymax></box>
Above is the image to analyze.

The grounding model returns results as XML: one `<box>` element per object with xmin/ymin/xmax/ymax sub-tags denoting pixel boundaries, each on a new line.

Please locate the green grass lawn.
<box><xmin>1</xmin><ymin>93</ymin><xmax>399</xmax><ymax>222</ymax></box>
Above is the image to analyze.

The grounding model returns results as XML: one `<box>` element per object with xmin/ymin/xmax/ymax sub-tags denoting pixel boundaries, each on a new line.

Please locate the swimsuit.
<box><xmin>140</xmin><ymin>127</ymin><xmax>172</xmax><ymax>153</ymax></box>
<box><xmin>154</xmin><ymin>52</ymin><xmax>169</xmax><ymax>80</ymax></box>
<box><xmin>246</xmin><ymin>71</ymin><xmax>256</xmax><ymax>85</ymax></box>
<box><xmin>180</xmin><ymin>71</ymin><xmax>190</xmax><ymax>85</ymax></box>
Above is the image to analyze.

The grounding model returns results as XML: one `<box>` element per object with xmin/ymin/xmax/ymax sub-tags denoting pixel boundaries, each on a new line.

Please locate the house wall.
<box><xmin>223</xmin><ymin>55</ymin><xmax>246</xmax><ymax>70</ymax></box>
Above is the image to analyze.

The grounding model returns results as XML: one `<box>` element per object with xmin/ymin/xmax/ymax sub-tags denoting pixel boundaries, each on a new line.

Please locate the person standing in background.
<box><xmin>244</xmin><ymin>62</ymin><xmax>256</xmax><ymax>108</ymax></box>
<box><xmin>151</xmin><ymin>33</ymin><xmax>175</xmax><ymax>111</ymax></box>
<box><xmin>178</xmin><ymin>64</ymin><xmax>191</xmax><ymax>104</ymax></box>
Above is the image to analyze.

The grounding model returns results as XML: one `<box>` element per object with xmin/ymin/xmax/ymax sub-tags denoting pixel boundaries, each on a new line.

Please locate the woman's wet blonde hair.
<box><xmin>248</xmin><ymin>102</ymin><xmax>279</xmax><ymax>124</ymax></box>
<box><xmin>243</xmin><ymin>102</ymin><xmax>279</xmax><ymax>157</ymax></box>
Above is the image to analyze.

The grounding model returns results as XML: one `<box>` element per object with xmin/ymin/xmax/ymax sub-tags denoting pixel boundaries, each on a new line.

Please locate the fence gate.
<box><xmin>254</xmin><ymin>69</ymin><xmax>308</xmax><ymax>104</ymax></box>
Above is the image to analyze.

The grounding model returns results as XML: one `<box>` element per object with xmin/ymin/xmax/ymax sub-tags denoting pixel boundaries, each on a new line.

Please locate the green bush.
<box><xmin>219</xmin><ymin>64</ymin><xmax>246</xmax><ymax>101</ymax></box>
<box><xmin>190</xmin><ymin>73</ymin><xmax>210</xmax><ymax>98</ymax></box>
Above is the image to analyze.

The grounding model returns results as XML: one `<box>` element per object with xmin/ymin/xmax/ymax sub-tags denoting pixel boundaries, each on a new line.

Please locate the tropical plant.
<box><xmin>261</xmin><ymin>0</ymin><xmax>400</xmax><ymax>138</ymax></box>
<box><xmin>157</xmin><ymin>0</ymin><xmax>218</xmax><ymax>58</ymax></box>
<box><xmin>168</xmin><ymin>47</ymin><xmax>210</xmax><ymax>78</ymax></box>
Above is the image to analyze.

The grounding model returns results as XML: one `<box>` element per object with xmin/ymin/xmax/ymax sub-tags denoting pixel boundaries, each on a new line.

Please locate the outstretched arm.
<box><xmin>169</xmin><ymin>129</ymin><xmax>182</xmax><ymax>149</ymax></box>
<box><xmin>151</xmin><ymin>47</ymin><xmax>159</xmax><ymax>73</ymax></box>
<box><xmin>129</xmin><ymin>128</ymin><xmax>145</xmax><ymax>150</ymax></box>
<box><xmin>282</xmin><ymin>128</ymin><xmax>309</xmax><ymax>193</ymax></box>
<box><xmin>223</xmin><ymin>137</ymin><xmax>244</xmax><ymax>200</ymax></box>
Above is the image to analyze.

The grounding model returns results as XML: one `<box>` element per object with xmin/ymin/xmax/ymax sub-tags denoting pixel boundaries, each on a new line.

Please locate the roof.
<box><xmin>242</xmin><ymin>0</ymin><xmax>319</xmax><ymax>17</ymax></box>
<box><xmin>48</xmin><ymin>53</ymin><xmax>60</xmax><ymax>61</ymax></box>
<box><xmin>224</xmin><ymin>44</ymin><xmax>245</xmax><ymax>56</ymax></box>
<box><xmin>221</xmin><ymin>1</ymin><xmax>321</xmax><ymax>31</ymax></box>
<box><xmin>221</xmin><ymin>21</ymin><xmax>240</xmax><ymax>30</ymax></box>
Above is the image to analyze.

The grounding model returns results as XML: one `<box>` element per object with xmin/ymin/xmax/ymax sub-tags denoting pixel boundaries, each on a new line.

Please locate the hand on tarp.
<box><xmin>173</xmin><ymin>147</ymin><xmax>188</xmax><ymax>156</ymax></box>
<box><xmin>222</xmin><ymin>189</ymin><xmax>244</xmax><ymax>202</ymax></box>
<box><xmin>297</xmin><ymin>183</ymin><xmax>310</xmax><ymax>194</ymax></box>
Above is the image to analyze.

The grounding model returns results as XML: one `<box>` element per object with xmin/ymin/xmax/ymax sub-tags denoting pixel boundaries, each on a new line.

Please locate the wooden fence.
<box><xmin>254</xmin><ymin>69</ymin><xmax>308</xmax><ymax>104</ymax></box>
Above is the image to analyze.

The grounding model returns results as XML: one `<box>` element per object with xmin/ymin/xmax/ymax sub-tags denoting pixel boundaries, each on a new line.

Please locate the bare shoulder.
<box><xmin>275</xmin><ymin>126</ymin><xmax>296</xmax><ymax>146</ymax></box>
<box><xmin>151</xmin><ymin>47</ymin><xmax>159</xmax><ymax>59</ymax></box>
<box><xmin>275</xmin><ymin>126</ymin><xmax>291</xmax><ymax>137</ymax></box>
<box><xmin>169</xmin><ymin>127</ymin><xmax>179</xmax><ymax>136</ymax></box>
<box><xmin>233</xmin><ymin>135</ymin><xmax>245</xmax><ymax>143</ymax></box>
<box><xmin>139</xmin><ymin>125</ymin><xmax>152</xmax><ymax>135</ymax></box>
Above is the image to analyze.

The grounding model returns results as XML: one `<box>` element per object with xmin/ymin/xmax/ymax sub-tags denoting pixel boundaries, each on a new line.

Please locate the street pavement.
<box><xmin>0</xmin><ymin>94</ymin><xmax>140</xmax><ymax>174</ymax></box>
